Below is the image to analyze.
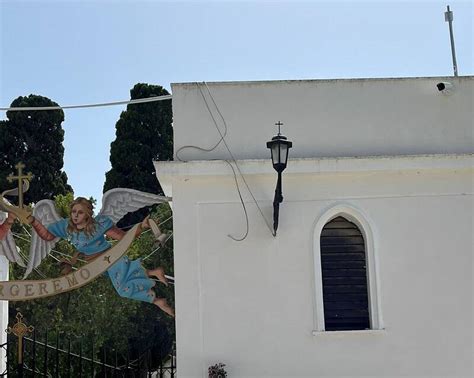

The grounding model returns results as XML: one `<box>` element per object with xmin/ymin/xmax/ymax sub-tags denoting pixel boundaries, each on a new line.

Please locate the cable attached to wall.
<box><xmin>224</xmin><ymin>160</ymin><xmax>249</xmax><ymax>241</ymax></box>
<box><xmin>202</xmin><ymin>82</ymin><xmax>275</xmax><ymax>237</ymax></box>
<box><xmin>176</xmin><ymin>82</ymin><xmax>275</xmax><ymax>240</ymax></box>
<box><xmin>176</xmin><ymin>83</ymin><xmax>249</xmax><ymax>240</ymax></box>
<box><xmin>175</xmin><ymin>85</ymin><xmax>228</xmax><ymax>162</ymax></box>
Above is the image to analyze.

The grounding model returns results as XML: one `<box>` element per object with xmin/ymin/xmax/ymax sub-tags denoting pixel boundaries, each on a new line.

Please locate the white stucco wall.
<box><xmin>171</xmin><ymin>76</ymin><xmax>473</xmax><ymax>161</ymax></box>
<box><xmin>156</xmin><ymin>155</ymin><xmax>473</xmax><ymax>377</ymax></box>
<box><xmin>158</xmin><ymin>77</ymin><xmax>473</xmax><ymax>377</ymax></box>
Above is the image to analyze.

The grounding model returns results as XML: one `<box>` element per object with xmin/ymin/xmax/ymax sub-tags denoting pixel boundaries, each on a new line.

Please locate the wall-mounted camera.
<box><xmin>436</xmin><ymin>82</ymin><xmax>454</xmax><ymax>95</ymax></box>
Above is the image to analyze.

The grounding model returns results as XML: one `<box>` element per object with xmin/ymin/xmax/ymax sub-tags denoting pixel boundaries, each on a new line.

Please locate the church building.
<box><xmin>157</xmin><ymin>76</ymin><xmax>473</xmax><ymax>377</ymax></box>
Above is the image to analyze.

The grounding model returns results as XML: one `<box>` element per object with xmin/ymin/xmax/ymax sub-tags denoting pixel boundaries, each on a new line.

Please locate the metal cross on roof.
<box><xmin>275</xmin><ymin>121</ymin><xmax>284</xmax><ymax>135</ymax></box>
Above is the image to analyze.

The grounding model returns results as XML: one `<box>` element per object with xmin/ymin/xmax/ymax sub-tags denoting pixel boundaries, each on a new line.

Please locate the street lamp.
<box><xmin>266</xmin><ymin>121</ymin><xmax>292</xmax><ymax>235</ymax></box>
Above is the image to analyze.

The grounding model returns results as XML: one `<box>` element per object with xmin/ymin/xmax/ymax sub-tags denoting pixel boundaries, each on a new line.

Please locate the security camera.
<box><xmin>436</xmin><ymin>82</ymin><xmax>453</xmax><ymax>95</ymax></box>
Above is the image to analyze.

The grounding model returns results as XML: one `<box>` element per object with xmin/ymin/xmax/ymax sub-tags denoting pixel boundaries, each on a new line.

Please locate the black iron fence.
<box><xmin>0</xmin><ymin>330</ymin><xmax>176</xmax><ymax>377</ymax></box>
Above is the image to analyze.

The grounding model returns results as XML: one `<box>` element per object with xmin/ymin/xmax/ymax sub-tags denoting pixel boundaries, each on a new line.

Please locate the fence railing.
<box><xmin>1</xmin><ymin>330</ymin><xmax>176</xmax><ymax>377</ymax></box>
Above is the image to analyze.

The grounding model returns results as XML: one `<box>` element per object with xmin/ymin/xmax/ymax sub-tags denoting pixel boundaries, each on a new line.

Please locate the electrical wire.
<box><xmin>11</xmin><ymin>232</ymin><xmax>48</xmax><ymax>278</ymax></box>
<box><xmin>17</xmin><ymin>251</ymin><xmax>47</xmax><ymax>279</ymax></box>
<box><xmin>175</xmin><ymin>85</ymin><xmax>228</xmax><ymax>162</ymax></box>
<box><xmin>112</xmin><ymin>214</ymin><xmax>174</xmax><ymax>262</ymax></box>
<box><xmin>21</xmin><ymin>225</ymin><xmax>31</xmax><ymax>237</ymax></box>
<box><xmin>13</xmin><ymin>231</ymin><xmax>85</xmax><ymax>265</ymax></box>
<box><xmin>142</xmin><ymin>232</ymin><xmax>173</xmax><ymax>261</ymax></box>
<box><xmin>224</xmin><ymin>160</ymin><xmax>249</xmax><ymax>241</ymax></box>
<box><xmin>176</xmin><ymin>82</ymin><xmax>275</xmax><ymax>241</ymax></box>
<box><xmin>202</xmin><ymin>82</ymin><xmax>275</xmax><ymax>236</ymax></box>
<box><xmin>49</xmin><ymin>249</ymin><xmax>86</xmax><ymax>264</ymax></box>
<box><xmin>13</xmin><ymin>232</ymin><xmax>69</xmax><ymax>264</ymax></box>
<box><xmin>0</xmin><ymin>95</ymin><xmax>172</xmax><ymax>112</ymax></box>
<box><xmin>179</xmin><ymin>82</ymin><xmax>275</xmax><ymax>238</ymax></box>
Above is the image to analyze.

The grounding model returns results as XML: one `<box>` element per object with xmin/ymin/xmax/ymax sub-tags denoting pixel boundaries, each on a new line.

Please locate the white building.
<box><xmin>155</xmin><ymin>77</ymin><xmax>473</xmax><ymax>377</ymax></box>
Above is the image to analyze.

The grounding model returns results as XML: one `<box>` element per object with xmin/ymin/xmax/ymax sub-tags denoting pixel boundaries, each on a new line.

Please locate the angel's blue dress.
<box><xmin>47</xmin><ymin>215</ymin><xmax>155</xmax><ymax>303</ymax></box>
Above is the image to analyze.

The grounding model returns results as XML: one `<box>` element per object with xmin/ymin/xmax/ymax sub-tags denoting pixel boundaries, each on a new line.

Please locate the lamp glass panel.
<box><xmin>280</xmin><ymin>144</ymin><xmax>288</xmax><ymax>165</ymax></box>
<box><xmin>271</xmin><ymin>143</ymin><xmax>289</xmax><ymax>165</ymax></box>
<box><xmin>271</xmin><ymin>144</ymin><xmax>280</xmax><ymax>165</ymax></box>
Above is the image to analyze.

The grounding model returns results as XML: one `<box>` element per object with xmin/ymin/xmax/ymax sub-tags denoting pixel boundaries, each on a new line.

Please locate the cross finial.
<box><xmin>6</xmin><ymin>162</ymin><xmax>34</xmax><ymax>209</ymax></box>
<box><xmin>275</xmin><ymin>121</ymin><xmax>283</xmax><ymax>135</ymax></box>
<box><xmin>6</xmin><ymin>312</ymin><xmax>34</xmax><ymax>364</ymax></box>
<box><xmin>6</xmin><ymin>312</ymin><xmax>34</xmax><ymax>338</ymax></box>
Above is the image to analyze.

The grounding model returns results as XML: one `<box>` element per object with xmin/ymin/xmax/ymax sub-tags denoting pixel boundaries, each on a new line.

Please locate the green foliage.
<box><xmin>101</xmin><ymin>81</ymin><xmax>176</xmax><ymax>357</ymax></box>
<box><xmin>9</xmin><ymin>193</ymin><xmax>174</xmax><ymax>364</ymax></box>
<box><xmin>3</xmin><ymin>88</ymin><xmax>175</xmax><ymax>369</ymax></box>
<box><xmin>0</xmin><ymin>95</ymin><xmax>72</xmax><ymax>203</ymax></box>
<box><xmin>53</xmin><ymin>192</ymin><xmax>75</xmax><ymax>218</ymax></box>
<box><xmin>103</xmin><ymin>83</ymin><xmax>173</xmax><ymax>227</ymax></box>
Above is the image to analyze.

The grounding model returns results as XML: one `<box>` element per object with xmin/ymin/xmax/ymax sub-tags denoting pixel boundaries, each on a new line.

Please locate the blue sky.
<box><xmin>1</xmin><ymin>0</ymin><xmax>472</xmax><ymax>208</ymax></box>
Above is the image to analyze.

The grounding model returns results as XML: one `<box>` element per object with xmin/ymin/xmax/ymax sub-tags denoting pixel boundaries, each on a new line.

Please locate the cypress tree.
<box><xmin>104</xmin><ymin>83</ymin><xmax>172</xmax><ymax>227</ymax></box>
<box><xmin>0</xmin><ymin>95</ymin><xmax>72</xmax><ymax>204</ymax></box>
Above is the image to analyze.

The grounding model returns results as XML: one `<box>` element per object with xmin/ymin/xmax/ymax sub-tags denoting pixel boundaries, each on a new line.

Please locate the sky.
<box><xmin>1</xmin><ymin>0</ymin><xmax>472</xmax><ymax>208</ymax></box>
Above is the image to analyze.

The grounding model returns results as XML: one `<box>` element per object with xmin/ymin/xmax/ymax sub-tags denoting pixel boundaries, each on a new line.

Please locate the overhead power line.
<box><xmin>0</xmin><ymin>94</ymin><xmax>172</xmax><ymax>112</ymax></box>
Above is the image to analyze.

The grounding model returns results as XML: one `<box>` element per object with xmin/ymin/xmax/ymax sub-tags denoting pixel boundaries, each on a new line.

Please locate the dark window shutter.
<box><xmin>320</xmin><ymin>216</ymin><xmax>370</xmax><ymax>331</ymax></box>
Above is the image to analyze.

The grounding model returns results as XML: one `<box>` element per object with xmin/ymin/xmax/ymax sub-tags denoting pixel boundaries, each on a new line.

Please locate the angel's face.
<box><xmin>71</xmin><ymin>204</ymin><xmax>88</xmax><ymax>229</ymax></box>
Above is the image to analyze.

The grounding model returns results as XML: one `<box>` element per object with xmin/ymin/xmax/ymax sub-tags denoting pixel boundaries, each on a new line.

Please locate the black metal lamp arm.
<box><xmin>272</xmin><ymin>171</ymin><xmax>283</xmax><ymax>234</ymax></box>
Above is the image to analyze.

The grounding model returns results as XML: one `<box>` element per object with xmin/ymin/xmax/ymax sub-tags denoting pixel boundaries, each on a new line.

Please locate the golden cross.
<box><xmin>6</xmin><ymin>312</ymin><xmax>34</xmax><ymax>364</ymax></box>
<box><xmin>7</xmin><ymin>162</ymin><xmax>34</xmax><ymax>209</ymax></box>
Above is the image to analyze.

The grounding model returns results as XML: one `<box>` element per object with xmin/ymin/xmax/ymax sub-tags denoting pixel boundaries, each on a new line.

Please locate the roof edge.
<box><xmin>171</xmin><ymin>76</ymin><xmax>474</xmax><ymax>88</ymax></box>
<box><xmin>154</xmin><ymin>153</ymin><xmax>474</xmax><ymax>178</ymax></box>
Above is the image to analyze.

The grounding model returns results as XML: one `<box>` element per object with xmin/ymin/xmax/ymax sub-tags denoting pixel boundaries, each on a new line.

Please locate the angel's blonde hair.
<box><xmin>67</xmin><ymin>197</ymin><xmax>96</xmax><ymax>236</ymax></box>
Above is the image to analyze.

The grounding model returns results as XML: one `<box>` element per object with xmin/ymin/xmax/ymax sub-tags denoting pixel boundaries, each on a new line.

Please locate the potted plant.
<box><xmin>208</xmin><ymin>362</ymin><xmax>227</xmax><ymax>378</ymax></box>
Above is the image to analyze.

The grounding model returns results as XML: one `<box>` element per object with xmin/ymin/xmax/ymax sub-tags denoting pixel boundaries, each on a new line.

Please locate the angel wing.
<box><xmin>0</xmin><ymin>211</ymin><xmax>26</xmax><ymax>267</ymax></box>
<box><xmin>99</xmin><ymin>188</ymin><xmax>171</xmax><ymax>225</ymax></box>
<box><xmin>24</xmin><ymin>200</ymin><xmax>62</xmax><ymax>278</ymax></box>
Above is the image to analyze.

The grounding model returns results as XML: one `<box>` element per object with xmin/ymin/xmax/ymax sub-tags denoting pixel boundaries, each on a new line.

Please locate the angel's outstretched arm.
<box><xmin>105</xmin><ymin>226</ymin><xmax>126</xmax><ymax>241</ymax></box>
<box><xmin>0</xmin><ymin>213</ymin><xmax>15</xmax><ymax>240</ymax></box>
<box><xmin>30</xmin><ymin>217</ymin><xmax>56</xmax><ymax>241</ymax></box>
<box><xmin>0</xmin><ymin>212</ymin><xmax>26</xmax><ymax>267</ymax></box>
<box><xmin>105</xmin><ymin>216</ymin><xmax>151</xmax><ymax>241</ymax></box>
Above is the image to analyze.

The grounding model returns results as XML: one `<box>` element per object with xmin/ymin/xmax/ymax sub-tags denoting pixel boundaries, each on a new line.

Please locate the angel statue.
<box><xmin>6</xmin><ymin>188</ymin><xmax>175</xmax><ymax>317</ymax></box>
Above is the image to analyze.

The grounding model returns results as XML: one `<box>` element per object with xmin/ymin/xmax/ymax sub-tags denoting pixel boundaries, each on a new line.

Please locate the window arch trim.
<box><xmin>312</xmin><ymin>203</ymin><xmax>383</xmax><ymax>332</ymax></box>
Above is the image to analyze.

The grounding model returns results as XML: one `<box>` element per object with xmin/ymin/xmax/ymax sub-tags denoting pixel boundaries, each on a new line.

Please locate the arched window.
<box><xmin>312</xmin><ymin>205</ymin><xmax>382</xmax><ymax>333</ymax></box>
<box><xmin>320</xmin><ymin>216</ymin><xmax>369</xmax><ymax>331</ymax></box>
